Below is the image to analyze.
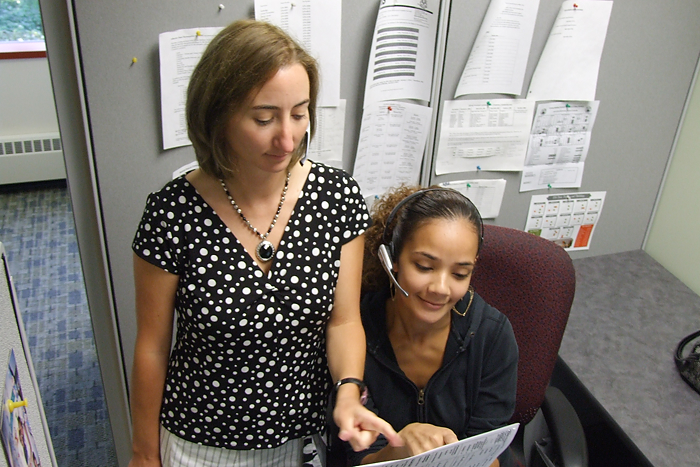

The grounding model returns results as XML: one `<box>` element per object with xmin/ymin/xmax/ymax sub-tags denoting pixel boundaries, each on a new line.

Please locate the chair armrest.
<box><xmin>540</xmin><ymin>386</ymin><xmax>589</xmax><ymax>467</ymax></box>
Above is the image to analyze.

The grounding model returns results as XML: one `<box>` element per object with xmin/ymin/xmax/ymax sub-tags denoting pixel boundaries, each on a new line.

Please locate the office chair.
<box><xmin>472</xmin><ymin>225</ymin><xmax>587</xmax><ymax>467</ymax></box>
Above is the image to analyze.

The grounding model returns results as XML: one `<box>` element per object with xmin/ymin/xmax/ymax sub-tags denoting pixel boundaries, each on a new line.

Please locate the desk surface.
<box><xmin>560</xmin><ymin>250</ymin><xmax>700</xmax><ymax>467</ymax></box>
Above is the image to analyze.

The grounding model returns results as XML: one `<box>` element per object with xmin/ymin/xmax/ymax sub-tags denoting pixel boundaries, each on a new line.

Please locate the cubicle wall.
<box><xmin>430</xmin><ymin>0</ymin><xmax>700</xmax><ymax>259</ymax></box>
<box><xmin>39</xmin><ymin>0</ymin><xmax>700</xmax><ymax>464</ymax></box>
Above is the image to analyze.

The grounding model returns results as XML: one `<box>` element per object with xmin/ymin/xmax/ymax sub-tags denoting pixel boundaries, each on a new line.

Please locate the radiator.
<box><xmin>0</xmin><ymin>133</ymin><xmax>66</xmax><ymax>185</ymax></box>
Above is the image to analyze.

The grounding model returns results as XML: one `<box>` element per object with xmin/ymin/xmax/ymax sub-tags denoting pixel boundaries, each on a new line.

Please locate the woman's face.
<box><xmin>394</xmin><ymin>217</ymin><xmax>479</xmax><ymax>325</ymax></box>
<box><xmin>224</xmin><ymin>63</ymin><xmax>310</xmax><ymax>175</ymax></box>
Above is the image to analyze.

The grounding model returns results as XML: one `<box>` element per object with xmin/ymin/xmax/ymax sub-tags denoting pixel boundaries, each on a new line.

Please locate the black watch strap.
<box><xmin>334</xmin><ymin>377</ymin><xmax>368</xmax><ymax>405</ymax></box>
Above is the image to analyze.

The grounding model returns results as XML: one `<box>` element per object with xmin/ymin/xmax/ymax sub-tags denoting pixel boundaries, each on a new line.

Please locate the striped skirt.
<box><xmin>160</xmin><ymin>425</ymin><xmax>325</xmax><ymax>467</ymax></box>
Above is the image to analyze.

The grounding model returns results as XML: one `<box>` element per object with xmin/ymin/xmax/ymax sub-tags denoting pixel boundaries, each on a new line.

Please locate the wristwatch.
<box><xmin>334</xmin><ymin>377</ymin><xmax>369</xmax><ymax>405</ymax></box>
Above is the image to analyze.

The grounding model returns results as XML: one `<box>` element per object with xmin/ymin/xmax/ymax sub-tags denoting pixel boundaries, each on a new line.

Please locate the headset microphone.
<box><xmin>378</xmin><ymin>244</ymin><xmax>409</xmax><ymax>297</ymax></box>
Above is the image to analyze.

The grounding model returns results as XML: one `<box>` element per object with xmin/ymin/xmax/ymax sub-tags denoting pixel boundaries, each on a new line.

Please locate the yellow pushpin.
<box><xmin>196</xmin><ymin>30</ymin><xmax>202</xmax><ymax>37</ymax></box>
<box><xmin>131</xmin><ymin>57</ymin><xmax>138</xmax><ymax>65</ymax></box>
<box><xmin>6</xmin><ymin>399</ymin><xmax>27</xmax><ymax>413</ymax></box>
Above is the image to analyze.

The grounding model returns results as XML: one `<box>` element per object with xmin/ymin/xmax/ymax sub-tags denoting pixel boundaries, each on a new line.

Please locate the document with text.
<box><xmin>159</xmin><ymin>27</ymin><xmax>222</xmax><ymax>150</ymax></box>
<box><xmin>527</xmin><ymin>0</ymin><xmax>613</xmax><ymax>101</ymax></box>
<box><xmin>455</xmin><ymin>0</ymin><xmax>540</xmax><ymax>97</ymax></box>
<box><xmin>365</xmin><ymin>423</ymin><xmax>519</xmax><ymax>467</ymax></box>
<box><xmin>353</xmin><ymin>101</ymin><xmax>432</xmax><ymax>198</ymax></box>
<box><xmin>363</xmin><ymin>0</ymin><xmax>439</xmax><ymax>106</ymax></box>
<box><xmin>435</xmin><ymin>99</ymin><xmax>535</xmax><ymax>175</ymax></box>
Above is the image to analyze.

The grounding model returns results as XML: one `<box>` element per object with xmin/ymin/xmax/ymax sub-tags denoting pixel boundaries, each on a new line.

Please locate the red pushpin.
<box><xmin>573</xmin><ymin>3</ymin><xmax>578</xmax><ymax>8</ymax></box>
<box><xmin>387</xmin><ymin>106</ymin><xmax>393</xmax><ymax>111</ymax></box>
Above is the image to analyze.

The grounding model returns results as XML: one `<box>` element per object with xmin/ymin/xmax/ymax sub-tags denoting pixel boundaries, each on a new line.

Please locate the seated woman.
<box><xmin>348</xmin><ymin>186</ymin><xmax>518</xmax><ymax>466</ymax></box>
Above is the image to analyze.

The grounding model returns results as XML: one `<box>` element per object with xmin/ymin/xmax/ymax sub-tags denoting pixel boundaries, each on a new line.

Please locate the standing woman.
<box><xmin>349</xmin><ymin>186</ymin><xmax>518</xmax><ymax>466</ymax></box>
<box><xmin>129</xmin><ymin>20</ymin><xmax>400</xmax><ymax>467</ymax></box>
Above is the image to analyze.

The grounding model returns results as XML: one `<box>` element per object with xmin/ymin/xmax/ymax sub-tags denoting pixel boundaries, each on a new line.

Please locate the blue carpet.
<box><xmin>0</xmin><ymin>181</ymin><xmax>117</xmax><ymax>467</ymax></box>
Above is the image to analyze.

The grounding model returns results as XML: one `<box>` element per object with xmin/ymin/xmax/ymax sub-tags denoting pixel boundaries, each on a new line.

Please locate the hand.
<box><xmin>395</xmin><ymin>422</ymin><xmax>458</xmax><ymax>458</ymax></box>
<box><xmin>333</xmin><ymin>394</ymin><xmax>404</xmax><ymax>451</ymax></box>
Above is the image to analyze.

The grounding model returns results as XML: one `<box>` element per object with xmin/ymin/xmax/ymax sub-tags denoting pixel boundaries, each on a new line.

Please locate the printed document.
<box><xmin>308</xmin><ymin>100</ymin><xmax>346</xmax><ymax>169</ymax></box>
<box><xmin>435</xmin><ymin>99</ymin><xmax>535</xmax><ymax>175</ymax></box>
<box><xmin>255</xmin><ymin>0</ymin><xmax>342</xmax><ymax>106</ymax></box>
<box><xmin>455</xmin><ymin>0</ymin><xmax>540</xmax><ymax>97</ymax></box>
<box><xmin>440</xmin><ymin>179</ymin><xmax>507</xmax><ymax>219</ymax></box>
<box><xmin>527</xmin><ymin>1</ymin><xmax>613</xmax><ymax>101</ymax></box>
<box><xmin>159</xmin><ymin>27</ymin><xmax>223</xmax><ymax>150</ymax></box>
<box><xmin>363</xmin><ymin>0</ymin><xmax>439</xmax><ymax>106</ymax></box>
<box><xmin>352</xmin><ymin>101</ymin><xmax>432</xmax><ymax>198</ymax></box>
<box><xmin>520</xmin><ymin>101</ymin><xmax>599</xmax><ymax>191</ymax></box>
<box><xmin>525</xmin><ymin>191</ymin><xmax>606</xmax><ymax>251</ymax></box>
<box><xmin>364</xmin><ymin>423</ymin><xmax>518</xmax><ymax>467</ymax></box>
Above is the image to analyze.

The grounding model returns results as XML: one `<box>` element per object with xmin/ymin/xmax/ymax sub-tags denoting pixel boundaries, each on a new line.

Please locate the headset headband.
<box><xmin>381</xmin><ymin>187</ymin><xmax>484</xmax><ymax>253</ymax></box>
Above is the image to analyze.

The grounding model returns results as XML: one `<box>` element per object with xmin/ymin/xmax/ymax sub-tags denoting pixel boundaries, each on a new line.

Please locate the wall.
<box><xmin>0</xmin><ymin>57</ymin><xmax>64</xmax><ymax>184</ymax></box>
<box><xmin>430</xmin><ymin>0</ymin><xmax>700</xmax><ymax>261</ymax></box>
<box><xmin>645</xmin><ymin>70</ymin><xmax>700</xmax><ymax>296</ymax></box>
<box><xmin>0</xmin><ymin>57</ymin><xmax>59</xmax><ymax>136</ymax></box>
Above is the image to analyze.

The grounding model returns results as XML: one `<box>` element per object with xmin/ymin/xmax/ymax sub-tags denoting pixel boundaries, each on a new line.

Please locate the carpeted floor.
<box><xmin>0</xmin><ymin>180</ymin><xmax>117</xmax><ymax>467</ymax></box>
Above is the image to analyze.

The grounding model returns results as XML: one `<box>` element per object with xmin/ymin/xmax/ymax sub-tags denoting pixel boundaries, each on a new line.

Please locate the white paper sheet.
<box><xmin>308</xmin><ymin>100</ymin><xmax>346</xmax><ymax>169</ymax></box>
<box><xmin>525</xmin><ymin>191</ymin><xmax>606</xmax><ymax>251</ymax></box>
<box><xmin>520</xmin><ymin>101</ymin><xmax>599</xmax><ymax>191</ymax></box>
<box><xmin>520</xmin><ymin>163</ymin><xmax>584</xmax><ymax>192</ymax></box>
<box><xmin>455</xmin><ymin>0</ymin><xmax>540</xmax><ymax>97</ymax></box>
<box><xmin>363</xmin><ymin>0</ymin><xmax>439</xmax><ymax>106</ymax></box>
<box><xmin>440</xmin><ymin>179</ymin><xmax>507</xmax><ymax>219</ymax></box>
<box><xmin>364</xmin><ymin>423</ymin><xmax>519</xmax><ymax>467</ymax></box>
<box><xmin>435</xmin><ymin>99</ymin><xmax>535</xmax><ymax>175</ymax></box>
<box><xmin>526</xmin><ymin>1</ymin><xmax>613</xmax><ymax>101</ymax></box>
<box><xmin>159</xmin><ymin>27</ymin><xmax>223</xmax><ymax>150</ymax></box>
<box><xmin>352</xmin><ymin>101</ymin><xmax>433</xmax><ymax>198</ymax></box>
<box><xmin>255</xmin><ymin>0</ymin><xmax>342</xmax><ymax>106</ymax></box>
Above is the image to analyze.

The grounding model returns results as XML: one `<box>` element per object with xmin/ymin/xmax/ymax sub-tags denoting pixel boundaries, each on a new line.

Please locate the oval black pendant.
<box><xmin>256</xmin><ymin>240</ymin><xmax>275</xmax><ymax>262</ymax></box>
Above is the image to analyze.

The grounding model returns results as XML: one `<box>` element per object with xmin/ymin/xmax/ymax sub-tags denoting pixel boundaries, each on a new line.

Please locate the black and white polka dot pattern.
<box><xmin>132</xmin><ymin>163</ymin><xmax>370</xmax><ymax>450</ymax></box>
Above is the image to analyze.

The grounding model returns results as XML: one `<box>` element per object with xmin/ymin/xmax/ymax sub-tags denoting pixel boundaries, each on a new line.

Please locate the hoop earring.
<box><xmin>389</xmin><ymin>282</ymin><xmax>396</xmax><ymax>301</ymax></box>
<box><xmin>452</xmin><ymin>286</ymin><xmax>475</xmax><ymax>317</ymax></box>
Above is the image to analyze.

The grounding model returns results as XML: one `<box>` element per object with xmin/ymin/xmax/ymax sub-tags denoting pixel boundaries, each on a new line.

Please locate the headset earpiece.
<box><xmin>300</xmin><ymin>123</ymin><xmax>310</xmax><ymax>165</ymax></box>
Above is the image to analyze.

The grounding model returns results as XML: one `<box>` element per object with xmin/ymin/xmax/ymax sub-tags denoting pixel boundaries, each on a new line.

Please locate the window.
<box><xmin>0</xmin><ymin>0</ymin><xmax>45</xmax><ymax>58</ymax></box>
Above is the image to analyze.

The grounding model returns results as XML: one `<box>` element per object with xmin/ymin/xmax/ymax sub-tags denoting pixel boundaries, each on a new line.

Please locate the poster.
<box><xmin>525</xmin><ymin>192</ymin><xmax>606</xmax><ymax>251</ymax></box>
<box><xmin>1</xmin><ymin>350</ymin><xmax>41</xmax><ymax>467</ymax></box>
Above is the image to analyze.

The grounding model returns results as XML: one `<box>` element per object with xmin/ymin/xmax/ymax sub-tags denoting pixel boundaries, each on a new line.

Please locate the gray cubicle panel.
<box><xmin>64</xmin><ymin>0</ymin><xmax>427</xmax><ymax>386</ymax></box>
<box><xmin>39</xmin><ymin>0</ymin><xmax>700</xmax><ymax>465</ymax></box>
<box><xmin>430</xmin><ymin>0</ymin><xmax>700</xmax><ymax>260</ymax></box>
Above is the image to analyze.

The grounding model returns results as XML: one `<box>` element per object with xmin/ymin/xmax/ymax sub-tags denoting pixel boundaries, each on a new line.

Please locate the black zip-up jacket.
<box><xmin>349</xmin><ymin>287</ymin><xmax>518</xmax><ymax>466</ymax></box>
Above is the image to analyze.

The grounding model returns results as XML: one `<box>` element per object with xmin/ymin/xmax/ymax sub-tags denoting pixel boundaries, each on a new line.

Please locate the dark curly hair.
<box><xmin>362</xmin><ymin>185</ymin><xmax>483</xmax><ymax>294</ymax></box>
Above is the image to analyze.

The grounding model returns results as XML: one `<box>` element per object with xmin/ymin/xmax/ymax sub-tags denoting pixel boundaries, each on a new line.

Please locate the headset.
<box><xmin>300</xmin><ymin>122</ymin><xmax>311</xmax><ymax>165</ymax></box>
<box><xmin>377</xmin><ymin>187</ymin><xmax>484</xmax><ymax>298</ymax></box>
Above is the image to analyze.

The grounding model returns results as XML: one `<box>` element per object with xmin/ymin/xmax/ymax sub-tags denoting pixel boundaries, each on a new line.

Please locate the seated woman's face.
<box><xmin>223</xmin><ymin>63</ymin><xmax>311</xmax><ymax>174</ymax></box>
<box><xmin>394</xmin><ymin>217</ymin><xmax>479</xmax><ymax>324</ymax></box>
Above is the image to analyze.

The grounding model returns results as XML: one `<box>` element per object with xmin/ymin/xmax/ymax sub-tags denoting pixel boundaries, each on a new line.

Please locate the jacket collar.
<box><xmin>361</xmin><ymin>287</ymin><xmax>486</xmax><ymax>357</ymax></box>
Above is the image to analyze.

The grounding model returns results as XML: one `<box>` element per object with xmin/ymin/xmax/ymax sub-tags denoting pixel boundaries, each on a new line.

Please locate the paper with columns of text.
<box><xmin>364</xmin><ymin>423</ymin><xmax>519</xmax><ymax>467</ymax></box>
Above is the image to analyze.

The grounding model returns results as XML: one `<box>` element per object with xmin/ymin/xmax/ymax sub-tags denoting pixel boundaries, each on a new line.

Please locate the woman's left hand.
<box><xmin>333</xmin><ymin>392</ymin><xmax>404</xmax><ymax>452</ymax></box>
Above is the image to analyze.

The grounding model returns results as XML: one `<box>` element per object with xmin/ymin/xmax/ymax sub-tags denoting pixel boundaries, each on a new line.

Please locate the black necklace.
<box><xmin>220</xmin><ymin>172</ymin><xmax>290</xmax><ymax>262</ymax></box>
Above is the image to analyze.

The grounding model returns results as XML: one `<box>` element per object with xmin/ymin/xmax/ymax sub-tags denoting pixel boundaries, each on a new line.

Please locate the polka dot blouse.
<box><xmin>132</xmin><ymin>163</ymin><xmax>371</xmax><ymax>449</ymax></box>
